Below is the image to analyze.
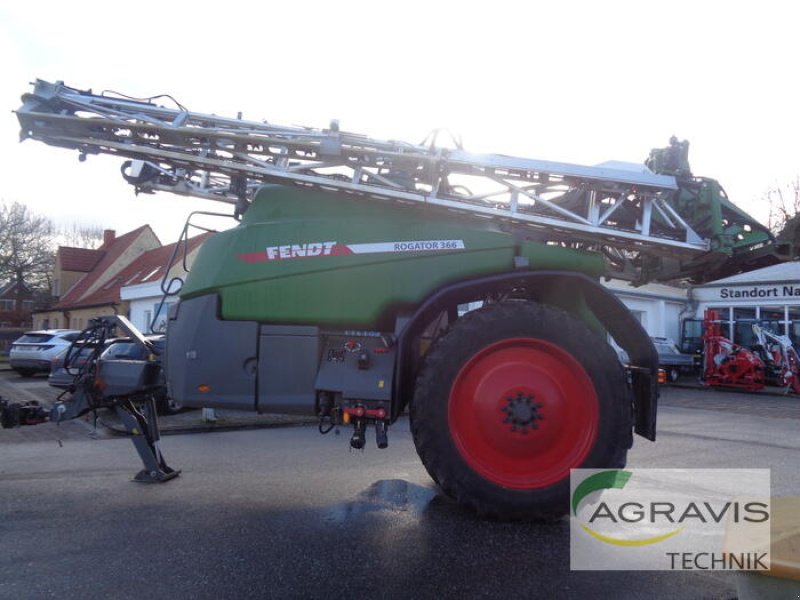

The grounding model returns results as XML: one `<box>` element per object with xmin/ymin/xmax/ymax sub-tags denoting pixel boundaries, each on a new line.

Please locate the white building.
<box><xmin>119</xmin><ymin>233</ymin><xmax>211</xmax><ymax>334</ymax></box>
<box><xmin>604</xmin><ymin>279</ymin><xmax>689</xmax><ymax>343</ymax></box>
<box><xmin>691</xmin><ymin>261</ymin><xmax>800</xmax><ymax>347</ymax></box>
<box><xmin>121</xmin><ymin>280</ymin><xmax>179</xmax><ymax>334</ymax></box>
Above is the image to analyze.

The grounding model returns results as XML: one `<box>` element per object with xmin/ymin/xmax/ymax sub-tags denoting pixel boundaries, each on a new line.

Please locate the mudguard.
<box><xmin>394</xmin><ymin>270</ymin><xmax>659</xmax><ymax>440</ymax></box>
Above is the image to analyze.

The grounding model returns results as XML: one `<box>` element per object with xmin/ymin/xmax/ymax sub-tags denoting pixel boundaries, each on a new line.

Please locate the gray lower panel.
<box><xmin>167</xmin><ymin>298</ymin><xmax>397</xmax><ymax>415</ymax></box>
<box><xmin>257</xmin><ymin>326</ymin><xmax>320</xmax><ymax>415</ymax></box>
<box><xmin>166</xmin><ymin>294</ymin><xmax>258</xmax><ymax>410</ymax></box>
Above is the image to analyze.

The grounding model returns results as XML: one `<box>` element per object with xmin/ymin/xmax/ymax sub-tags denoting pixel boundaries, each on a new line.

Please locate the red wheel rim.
<box><xmin>448</xmin><ymin>338</ymin><xmax>599</xmax><ymax>490</ymax></box>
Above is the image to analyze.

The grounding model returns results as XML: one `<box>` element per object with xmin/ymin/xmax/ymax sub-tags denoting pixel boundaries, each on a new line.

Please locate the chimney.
<box><xmin>103</xmin><ymin>229</ymin><xmax>116</xmax><ymax>247</ymax></box>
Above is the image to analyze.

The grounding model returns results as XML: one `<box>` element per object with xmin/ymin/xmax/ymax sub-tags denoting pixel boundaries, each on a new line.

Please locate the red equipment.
<box><xmin>702</xmin><ymin>309</ymin><xmax>765</xmax><ymax>391</ymax></box>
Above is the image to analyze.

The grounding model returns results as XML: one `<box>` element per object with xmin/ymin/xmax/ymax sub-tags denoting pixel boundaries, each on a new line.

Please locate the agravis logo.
<box><xmin>572</xmin><ymin>470</ymin><xmax>683</xmax><ymax>547</ymax></box>
<box><xmin>570</xmin><ymin>468</ymin><xmax>771</xmax><ymax>571</ymax></box>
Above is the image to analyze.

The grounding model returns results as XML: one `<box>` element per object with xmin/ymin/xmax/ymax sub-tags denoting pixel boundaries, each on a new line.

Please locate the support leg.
<box><xmin>114</xmin><ymin>396</ymin><xmax>180</xmax><ymax>483</ymax></box>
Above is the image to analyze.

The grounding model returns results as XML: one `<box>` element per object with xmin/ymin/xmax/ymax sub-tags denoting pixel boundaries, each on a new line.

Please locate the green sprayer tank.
<box><xmin>182</xmin><ymin>185</ymin><xmax>605</xmax><ymax>327</ymax></box>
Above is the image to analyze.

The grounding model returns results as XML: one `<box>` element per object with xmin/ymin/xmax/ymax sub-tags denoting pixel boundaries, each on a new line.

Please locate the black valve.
<box><xmin>350</xmin><ymin>419</ymin><xmax>366</xmax><ymax>450</ymax></box>
<box><xmin>375</xmin><ymin>422</ymin><xmax>388</xmax><ymax>449</ymax></box>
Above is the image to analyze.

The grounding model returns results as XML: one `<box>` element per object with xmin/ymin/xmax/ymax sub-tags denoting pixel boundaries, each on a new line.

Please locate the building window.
<box><xmin>680</xmin><ymin>318</ymin><xmax>704</xmax><ymax>354</ymax></box>
<box><xmin>733</xmin><ymin>307</ymin><xmax>758</xmax><ymax>346</ymax></box>
<box><xmin>789</xmin><ymin>306</ymin><xmax>800</xmax><ymax>346</ymax></box>
<box><xmin>706</xmin><ymin>307</ymin><xmax>732</xmax><ymax>339</ymax></box>
<box><xmin>141</xmin><ymin>267</ymin><xmax>162</xmax><ymax>282</ymax></box>
<box><xmin>760</xmin><ymin>307</ymin><xmax>787</xmax><ymax>336</ymax></box>
<box><xmin>150</xmin><ymin>302</ymin><xmax>173</xmax><ymax>333</ymax></box>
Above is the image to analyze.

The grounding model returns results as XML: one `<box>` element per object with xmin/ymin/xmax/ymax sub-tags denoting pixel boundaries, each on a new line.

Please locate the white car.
<box><xmin>9</xmin><ymin>329</ymin><xmax>82</xmax><ymax>377</ymax></box>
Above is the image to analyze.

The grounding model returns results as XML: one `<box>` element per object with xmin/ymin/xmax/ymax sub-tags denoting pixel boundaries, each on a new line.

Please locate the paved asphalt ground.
<box><xmin>1</xmin><ymin>368</ymin><xmax>799</xmax><ymax>599</ymax></box>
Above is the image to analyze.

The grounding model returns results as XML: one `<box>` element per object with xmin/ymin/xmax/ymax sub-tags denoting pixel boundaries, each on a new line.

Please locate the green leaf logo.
<box><xmin>572</xmin><ymin>470</ymin><xmax>632</xmax><ymax>515</ymax></box>
<box><xmin>572</xmin><ymin>470</ymin><xmax>683</xmax><ymax>547</ymax></box>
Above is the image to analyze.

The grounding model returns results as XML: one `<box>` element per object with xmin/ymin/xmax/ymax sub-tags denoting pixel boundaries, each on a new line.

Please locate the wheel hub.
<box><xmin>501</xmin><ymin>391</ymin><xmax>543</xmax><ymax>434</ymax></box>
<box><xmin>447</xmin><ymin>337</ymin><xmax>600</xmax><ymax>489</ymax></box>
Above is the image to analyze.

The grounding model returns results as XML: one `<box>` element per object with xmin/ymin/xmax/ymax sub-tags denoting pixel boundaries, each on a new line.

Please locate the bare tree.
<box><xmin>766</xmin><ymin>177</ymin><xmax>800</xmax><ymax>234</ymax></box>
<box><xmin>0</xmin><ymin>201</ymin><xmax>56</xmax><ymax>292</ymax></box>
<box><xmin>57</xmin><ymin>222</ymin><xmax>105</xmax><ymax>249</ymax></box>
<box><xmin>764</xmin><ymin>178</ymin><xmax>800</xmax><ymax>256</ymax></box>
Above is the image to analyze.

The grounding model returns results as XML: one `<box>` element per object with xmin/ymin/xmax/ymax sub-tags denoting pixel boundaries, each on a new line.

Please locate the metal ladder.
<box><xmin>16</xmin><ymin>79</ymin><xmax>707</xmax><ymax>258</ymax></box>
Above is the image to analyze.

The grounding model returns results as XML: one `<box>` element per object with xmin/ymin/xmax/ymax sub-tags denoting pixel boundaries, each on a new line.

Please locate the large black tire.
<box><xmin>410</xmin><ymin>301</ymin><xmax>632</xmax><ymax>520</ymax></box>
<box><xmin>14</xmin><ymin>368</ymin><xmax>36</xmax><ymax>378</ymax></box>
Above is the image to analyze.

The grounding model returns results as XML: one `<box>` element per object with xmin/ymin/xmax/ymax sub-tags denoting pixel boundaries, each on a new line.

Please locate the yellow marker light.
<box><xmin>342</xmin><ymin>412</ymin><xmax>351</xmax><ymax>424</ymax></box>
<box><xmin>378</xmin><ymin>380</ymin><xmax>385</xmax><ymax>389</ymax></box>
<box><xmin>197</xmin><ymin>384</ymin><xmax>211</xmax><ymax>392</ymax></box>
<box><xmin>657</xmin><ymin>369</ymin><xmax>667</xmax><ymax>385</ymax></box>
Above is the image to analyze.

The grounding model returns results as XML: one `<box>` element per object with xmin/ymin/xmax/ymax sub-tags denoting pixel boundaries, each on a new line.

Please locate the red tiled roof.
<box><xmin>58</xmin><ymin>247</ymin><xmax>104</xmax><ymax>272</ymax></box>
<box><xmin>57</xmin><ymin>232</ymin><xmax>213</xmax><ymax>309</ymax></box>
<box><xmin>54</xmin><ymin>225</ymin><xmax>157</xmax><ymax>309</ymax></box>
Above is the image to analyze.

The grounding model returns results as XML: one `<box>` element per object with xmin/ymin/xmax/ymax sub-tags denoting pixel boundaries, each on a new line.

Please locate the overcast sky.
<box><xmin>1</xmin><ymin>1</ymin><xmax>798</xmax><ymax>243</ymax></box>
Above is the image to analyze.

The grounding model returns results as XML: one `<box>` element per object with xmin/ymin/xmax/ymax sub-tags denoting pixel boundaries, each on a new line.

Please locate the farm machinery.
<box><xmin>752</xmin><ymin>324</ymin><xmax>800</xmax><ymax>393</ymax></box>
<box><xmin>701</xmin><ymin>309</ymin><xmax>800</xmax><ymax>394</ymax></box>
<box><xmin>4</xmin><ymin>79</ymin><xmax>792</xmax><ymax>519</ymax></box>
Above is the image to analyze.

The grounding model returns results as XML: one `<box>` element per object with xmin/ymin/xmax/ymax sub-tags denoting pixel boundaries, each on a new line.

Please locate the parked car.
<box><xmin>9</xmin><ymin>329</ymin><xmax>82</xmax><ymax>377</ymax></box>
<box><xmin>651</xmin><ymin>336</ymin><xmax>695</xmax><ymax>382</ymax></box>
